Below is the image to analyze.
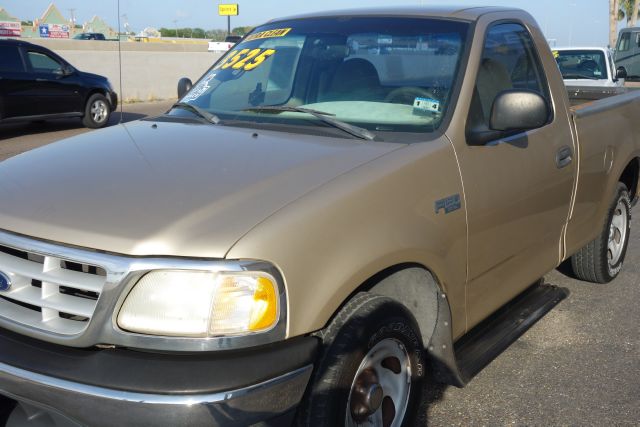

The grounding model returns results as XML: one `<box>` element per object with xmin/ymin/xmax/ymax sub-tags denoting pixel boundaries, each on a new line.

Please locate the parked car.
<box><xmin>614</xmin><ymin>26</ymin><xmax>640</xmax><ymax>79</ymax></box>
<box><xmin>72</xmin><ymin>32</ymin><xmax>106</xmax><ymax>40</ymax></box>
<box><xmin>1</xmin><ymin>6</ymin><xmax>640</xmax><ymax>426</ymax></box>
<box><xmin>207</xmin><ymin>34</ymin><xmax>242</xmax><ymax>52</ymax></box>
<box><xmin>0</xmin><ymin>39</ymin><xmax>117</xmax><ymax>128</ymax></box>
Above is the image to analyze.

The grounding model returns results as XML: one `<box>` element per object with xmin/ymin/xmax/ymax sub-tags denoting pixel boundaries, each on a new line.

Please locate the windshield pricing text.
<box><xmin>214</xmin><ymin>48</ymin><xmax>277</xmax><ymax>71</ymax></box>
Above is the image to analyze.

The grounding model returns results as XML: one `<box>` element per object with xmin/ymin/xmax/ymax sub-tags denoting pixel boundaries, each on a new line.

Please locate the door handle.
<box><xmin>556</xmin><ymin>145</ymin><xmax>573</xmax><ymax>169</ymax></box>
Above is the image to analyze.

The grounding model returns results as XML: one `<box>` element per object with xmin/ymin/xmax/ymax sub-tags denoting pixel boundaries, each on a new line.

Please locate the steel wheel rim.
<box><xmin>91</xmin><ymin>100</ymin><xmax>108</xmax><ymax>123</ymax></box>
<box><xmin>608</xmin><ymin>199</ymin><xmax>628</xmax><ymax>267</ymax></box>
<box><xmin>346</xmin><ymin>338</ymin><xmax>411</xmax><ymax>427</ymax></box>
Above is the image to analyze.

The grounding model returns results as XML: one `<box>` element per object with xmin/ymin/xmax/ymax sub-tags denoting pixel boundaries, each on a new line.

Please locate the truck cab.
<box><xmin>554</xmin><ymin>47</ymin><xmax>625</xmax><ymax>87</ymax></box>
<box><xmin>614</xmin><ymin>27</ymin><xmax>640</xmax><ymax>79</ymax></box>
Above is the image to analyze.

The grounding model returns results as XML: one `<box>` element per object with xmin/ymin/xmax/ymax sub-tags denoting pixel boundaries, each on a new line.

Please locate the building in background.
<box><xmin>82</xmin><ymin>15</ymin><xmax>117</xmax><ymax>39</ymax></box>
<box><xmin>36</xmin><ymin>3</ymin><xmax>70</xmax><ymax>38</ymax></box>
<box><xmin>0</xmin><ymin>7</ymin><xmax>21</xmax><ymax>37</ymax></box>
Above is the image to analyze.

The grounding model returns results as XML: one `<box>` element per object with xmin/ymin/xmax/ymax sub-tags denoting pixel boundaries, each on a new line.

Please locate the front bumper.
<box><xmin>0</xmin><ymin>330</ymin><xmax>318</xmax><ymax>426</ymax></box>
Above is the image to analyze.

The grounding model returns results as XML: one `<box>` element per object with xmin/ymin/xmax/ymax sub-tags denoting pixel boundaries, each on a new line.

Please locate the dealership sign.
<box><xmin>0</xmin><ymin>21</ymin><xmax>21</xmax><ymax>37</ymax></box>
<box><xmin>39</xmin><ymin>23</ymin><xmax>70</xmax><ymax>38</ymax></box>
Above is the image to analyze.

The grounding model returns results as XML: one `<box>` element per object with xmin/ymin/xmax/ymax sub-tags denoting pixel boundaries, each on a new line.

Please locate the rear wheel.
<box><xmin>297</xmin><ymin>293</ymin><xmax>425</xmax><ymax>427</ymax></box>
<box><xmin>82</xmin><ymin>93</ymin><xmax>110</xmax><ymax>128</ymax></box>
<box><xmin>570</xmin><ymin>182</ymin><xmax>631</xmax><ymax>283</ymax></box>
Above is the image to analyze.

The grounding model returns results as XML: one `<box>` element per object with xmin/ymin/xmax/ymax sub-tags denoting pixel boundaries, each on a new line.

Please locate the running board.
<box><xmin>454</xmin><ymin>283</ymin><xmax>569</xmax><ymax>382</ymax></box>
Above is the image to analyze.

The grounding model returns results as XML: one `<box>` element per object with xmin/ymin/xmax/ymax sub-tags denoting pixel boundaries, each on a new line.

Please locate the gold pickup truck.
<box><xmin>0</xmin><ymin>6</ymin><xmax>639</xmax><ymax>427</ymax></box>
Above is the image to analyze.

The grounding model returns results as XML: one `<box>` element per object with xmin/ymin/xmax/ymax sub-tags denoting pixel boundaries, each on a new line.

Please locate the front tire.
<box><xmin>570</xmin><ymin>182</ymin><xmax>631</xmax><ymax>283</ymax></box>
<box><xmin>297</xmin><ymin>293</ymin><xmax>425</xmax><ymax>427</ymax></box>
<box><xmin>82</xmin><ymin>93</ymin><xmax>111</xmax><ymax>128</ymax></box>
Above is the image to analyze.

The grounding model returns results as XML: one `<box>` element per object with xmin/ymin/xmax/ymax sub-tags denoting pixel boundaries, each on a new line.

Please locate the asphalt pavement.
<box><xmin>0</xmin><ymin>101</ymin><xmax>638</xmax><ymax>425</ymax></box>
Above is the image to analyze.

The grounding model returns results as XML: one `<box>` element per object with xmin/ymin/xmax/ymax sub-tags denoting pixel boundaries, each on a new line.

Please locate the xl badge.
<box><xmin>0</xmin><ymin>271</ymin><xmax>12</xmax><ymax>292</ymax></box>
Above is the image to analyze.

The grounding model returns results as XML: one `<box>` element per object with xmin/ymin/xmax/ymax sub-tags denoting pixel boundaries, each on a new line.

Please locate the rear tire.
<box><xmin>82</xmin><ymin>93</ymin><xmax>111</xmax><ymax>128</ymax></box>
<box><xmin>297</xmin><ymin>293</ymin><xmax>425</xmax><ymax>427</ymax></box>
<box><xmin>570</xmin><ymin>182</ymin><xmax>631</xmax><ymax>283</ymax></box>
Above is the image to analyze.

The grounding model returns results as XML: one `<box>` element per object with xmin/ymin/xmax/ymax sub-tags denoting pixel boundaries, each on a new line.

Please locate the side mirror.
<box><xmin>616</xmin><ymin>66</ymin><xmax>627</xmax><ymax>79</ymax></box>
<box><xmin>54</xmin><ymin>66</ymin><xmax>74</xmax><ymax>77</ymax></box>
<box><xmin>466</xmin><ymin>90</ymin><xmax>548</xmax><ymax>146</ymax></box>
<box><xmin>177</xmin><ymin>77</ymin><xmax>193</xmax><ymax>99</ymax></box>
<box><xmin>490</xmin><ymin>90</ymin><xmax>548</xmax><ymax>132</ymax></box>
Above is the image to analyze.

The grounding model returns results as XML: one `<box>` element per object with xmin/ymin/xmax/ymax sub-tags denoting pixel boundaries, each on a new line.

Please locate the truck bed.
<box><xmin>567</xmin><ymin>85</ymin><xmax>639</xmax><ymax>107</ymax></box>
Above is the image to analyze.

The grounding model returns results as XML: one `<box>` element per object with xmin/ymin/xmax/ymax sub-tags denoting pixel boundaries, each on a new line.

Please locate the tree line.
<box><xmin>159</xmin><ymin>26</ymin><xmax>253</xmax><ymax>40</ymax></box>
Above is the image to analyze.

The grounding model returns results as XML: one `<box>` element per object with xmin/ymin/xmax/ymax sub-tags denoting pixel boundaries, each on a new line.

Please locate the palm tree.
<box><xmin>618</xmin><ymin>0</ymin><xmax>640</xmax><ymax>26</ymax></box>
<box><xmin>610</xmin><ymin>0</ymin><xmax>619</xmax><ymax>47</ymax></box>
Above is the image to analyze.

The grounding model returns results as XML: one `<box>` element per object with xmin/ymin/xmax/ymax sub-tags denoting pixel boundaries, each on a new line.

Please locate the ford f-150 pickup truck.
<box><xmin>0</xmin><ymin>6</ymin><xmax>639</xmax><ymax>427</ymax></box>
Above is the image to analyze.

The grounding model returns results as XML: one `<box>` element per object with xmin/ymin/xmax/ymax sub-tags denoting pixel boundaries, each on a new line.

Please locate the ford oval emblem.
<box><xmin>0</xmin><ymin>272</ymin><xmax>11</xmax><ymax>292</ymax></box>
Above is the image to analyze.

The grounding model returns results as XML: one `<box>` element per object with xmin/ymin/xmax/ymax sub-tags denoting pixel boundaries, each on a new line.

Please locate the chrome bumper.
<box><xmin>0</xmin><ymin>362</ymin><xmax>312</xmax><ymax>426</ymax></box>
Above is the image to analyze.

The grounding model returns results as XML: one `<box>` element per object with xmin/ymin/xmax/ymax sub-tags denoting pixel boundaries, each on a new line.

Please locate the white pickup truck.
<box><xmin>207</xmin><ymin>35</ymin><xmax>242</xmax><ymax>52</ymax></box>
<box><xmin>554</xmin><ymin>47</ymin><xmax>630</xmax><ymax>104</ymax></box>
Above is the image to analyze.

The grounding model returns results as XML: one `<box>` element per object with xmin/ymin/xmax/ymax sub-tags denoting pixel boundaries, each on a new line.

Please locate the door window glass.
<box><xmin>27</xmin><ymin>51</ymin><xmax>62</xmax><ymax>73</ymax></box>
<box><xmin>617</xmin><ymin>32</ymin><xmax>631</xmax><ymax>51</ymax></box>
<box><xmin>0</xmin><ymin>46</ymin><xmax>25</xmax><ymax>73</ymax></box>
<box><xmin>468</xmin><ymin>22</ymin><xmax>551</xmax><ymax>130</ymax></box>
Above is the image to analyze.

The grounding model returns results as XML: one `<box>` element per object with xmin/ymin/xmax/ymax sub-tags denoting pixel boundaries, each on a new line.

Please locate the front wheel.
<box><xmin>570</xmin><ymin>182</ymin><xmax>631</xmax><ymax>283</ymax></box>
<box><xmin>82</xmin><ymin>93</ymin><xmax>111</xmax><ymax>128</ymax></box>
<box><xmin>297</xmin><ymin>293</ymin><xmax>425</xmax><ymax>427</ymax></box>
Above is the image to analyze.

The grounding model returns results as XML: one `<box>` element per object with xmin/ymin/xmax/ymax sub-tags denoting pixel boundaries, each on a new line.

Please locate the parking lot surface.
<box><xmin>1</xmin><ymin>102</ymin><xmax>638</xmax><ymax>425</ymax></box>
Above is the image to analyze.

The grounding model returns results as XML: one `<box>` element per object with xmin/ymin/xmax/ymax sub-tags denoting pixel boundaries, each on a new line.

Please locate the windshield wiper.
<box><xmin>563</xmin><ymin>73</ymin><xmax>601</xmax><ymax>80</ymax></box>
<box><xmin>243</xmin><ymin>106</ymin><xmax>376</xmax><ymax>141</ymax></box>
<box><xmin>171</xmin><ymin>102</ymin><xmax>220</xmax><ymax>124</ymax></box>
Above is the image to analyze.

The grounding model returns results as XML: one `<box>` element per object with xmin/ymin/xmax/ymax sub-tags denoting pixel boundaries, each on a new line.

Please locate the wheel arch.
<box><xmin>83</xmin><ymin>89</ymin><xmax>112</xmax><ymax>113</ymax></box>
<box><xmin>319</xmin><ymin>263</ymin><xmax>466</xmax><ymax>387</ymax></box>
<box><xmin>619</xmin><ymin>157</ymin><xmax>639</xmax><ymax>203</ymax></box>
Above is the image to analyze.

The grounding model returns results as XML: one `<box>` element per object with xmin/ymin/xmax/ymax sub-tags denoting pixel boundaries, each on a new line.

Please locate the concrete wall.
<box><xmin>26</xmin><ymin>39</ymin><xmax>223</xmax><ymax>101</ymax></box>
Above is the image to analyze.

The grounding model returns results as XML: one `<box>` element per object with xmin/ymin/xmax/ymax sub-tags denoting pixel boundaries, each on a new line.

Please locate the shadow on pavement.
<box><xmin>0</xmin><ymin>111</ymin><xmax>147</xmax><ymax>141</ymax></box>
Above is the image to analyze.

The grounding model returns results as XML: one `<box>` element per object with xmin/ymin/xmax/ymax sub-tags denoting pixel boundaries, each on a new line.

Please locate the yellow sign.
<box><xmin>218</xmin><ymin>4</ymin><xmax>239</xmax><ymax>16</ymax></box>
<box><xmin>245</xmin><ymin>28</ymin><xmax>292</xmax><ymax>41</ymax></box>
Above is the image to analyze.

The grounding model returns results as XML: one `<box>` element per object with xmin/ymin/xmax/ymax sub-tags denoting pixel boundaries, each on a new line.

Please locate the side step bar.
<box><xmin>454</xmin><ymin>283</ymin><xmax>569</xmax><ymax>383</ymax></box>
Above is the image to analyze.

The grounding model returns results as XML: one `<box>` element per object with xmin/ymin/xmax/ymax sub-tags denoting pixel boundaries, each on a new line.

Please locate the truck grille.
<box><xmin>0</xmin><ymin>243</ymin><xmax>107</xmax><ymax>335</ymax></box>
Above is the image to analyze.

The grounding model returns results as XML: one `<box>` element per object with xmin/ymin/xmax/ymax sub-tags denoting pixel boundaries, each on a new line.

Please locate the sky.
<box><xmin>1</xmin><ymin>0</ymin><xmax>617</xmax><ymax>47</ymax></box>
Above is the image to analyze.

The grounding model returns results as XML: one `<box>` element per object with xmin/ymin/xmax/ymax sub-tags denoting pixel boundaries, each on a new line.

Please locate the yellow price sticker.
<box><xmin>552</xmin><ymin>50</ymin><xmax>559</xmax><ymax>58</ymax></box>
<box><xmin>215</xmin><ymin>48</ymin><xmax>277</xmax><ymax>71</ymax></box>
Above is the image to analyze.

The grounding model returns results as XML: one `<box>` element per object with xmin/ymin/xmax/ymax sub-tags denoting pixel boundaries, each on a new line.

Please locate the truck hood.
<box><xmin>0</xmin><ymin>120</ymin><xmax>401</xmax><ymax>257</ymax></box>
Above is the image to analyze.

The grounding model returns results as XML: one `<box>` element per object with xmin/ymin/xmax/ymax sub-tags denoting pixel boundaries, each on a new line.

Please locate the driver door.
<box><xmin>454</xmin><ymin>22</ymin><xmax>576</xmax><ymax>327</ymax></box>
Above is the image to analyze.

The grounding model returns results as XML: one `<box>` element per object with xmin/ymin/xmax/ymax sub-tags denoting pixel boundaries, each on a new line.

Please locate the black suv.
<box><xmin>0</xmin><ymin>39</ymin><xmax>117</xmax><ymax>128</ymax></box>
<box><xmin>73</xmin><ymin>32</ymin><xmax>106</xmax><ymax>40</ymax></box>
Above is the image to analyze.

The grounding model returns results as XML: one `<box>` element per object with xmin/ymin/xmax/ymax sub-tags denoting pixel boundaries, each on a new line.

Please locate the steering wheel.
<box><xmin>384</xmin><ymin>87</ymin><xmax>436</xmax><ymax>105</ymax></box>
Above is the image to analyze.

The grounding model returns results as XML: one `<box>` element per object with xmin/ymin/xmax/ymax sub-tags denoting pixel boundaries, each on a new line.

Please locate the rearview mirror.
<box><xmin>490</xmin><ymin>90</ymin><xmax>548</xmax><ymax>132</ymax></box>
<box><xmin>177</xmin><ymin>77</ymin><xmax>193</xmax><ymax>99</ymax></box>
<box><xmin>616</xmin><ymin>66</ymin><xmax>627</xmax><ymax>79</ymax></box>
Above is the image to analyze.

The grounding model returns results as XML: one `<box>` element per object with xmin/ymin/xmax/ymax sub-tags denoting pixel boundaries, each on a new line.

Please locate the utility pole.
<box><xmin>172</xmin><ymin>19</ymin><xmax>178</xmax><ymax>38</ymax></box>
<box><xmin>68</xmin><ymin>8</ymin><xmax>76</xmax><ymax>27</ymax></box>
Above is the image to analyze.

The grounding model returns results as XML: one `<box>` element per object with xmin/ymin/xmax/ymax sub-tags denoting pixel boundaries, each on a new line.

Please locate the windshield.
<box><xmin>176</xmin><ymin>17</ymin><xmax>469</xmax><ymax>136</ymax></box>
<box><xmin>554</xmin><ymin>50</ymin><xmax>608</xmax><ymax>80</ymax></box>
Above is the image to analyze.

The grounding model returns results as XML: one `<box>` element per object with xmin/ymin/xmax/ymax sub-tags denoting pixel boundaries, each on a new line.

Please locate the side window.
<box><xmin>617</xmin><ymin>32</ymin><xmax>631</xmax><ymax>52</ymax></box>
<box><xmin>27</xmin><ymin>51</ymin><xmax>62</xmax><ymax>73</ymax></box>
<box><xmin>0</xmin><ymin>46</ymin><xmax>25</xmax><ymax>73</ymax></box>
<box><xmin>469</xmin><ymin>23</ymin><xmax>551</xmax><ymax>131</ymax></box>
<box><xmin>636</xmin><ymin>32</ymin><xmax>640</xmax><ymax>48</ymax></box>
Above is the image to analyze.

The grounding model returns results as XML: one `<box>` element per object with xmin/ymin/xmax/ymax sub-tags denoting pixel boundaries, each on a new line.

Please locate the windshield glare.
<box><xmin>178</xmin><ymin>17</ymin><xmax>469</xmax><ymax>135</ymax></box>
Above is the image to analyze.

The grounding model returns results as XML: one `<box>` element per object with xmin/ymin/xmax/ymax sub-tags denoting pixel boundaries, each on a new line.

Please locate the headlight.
<box><xmin>117</xmin><ymin>270</ymin><xmax>280</xmax><ymax>337</ymax></box>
